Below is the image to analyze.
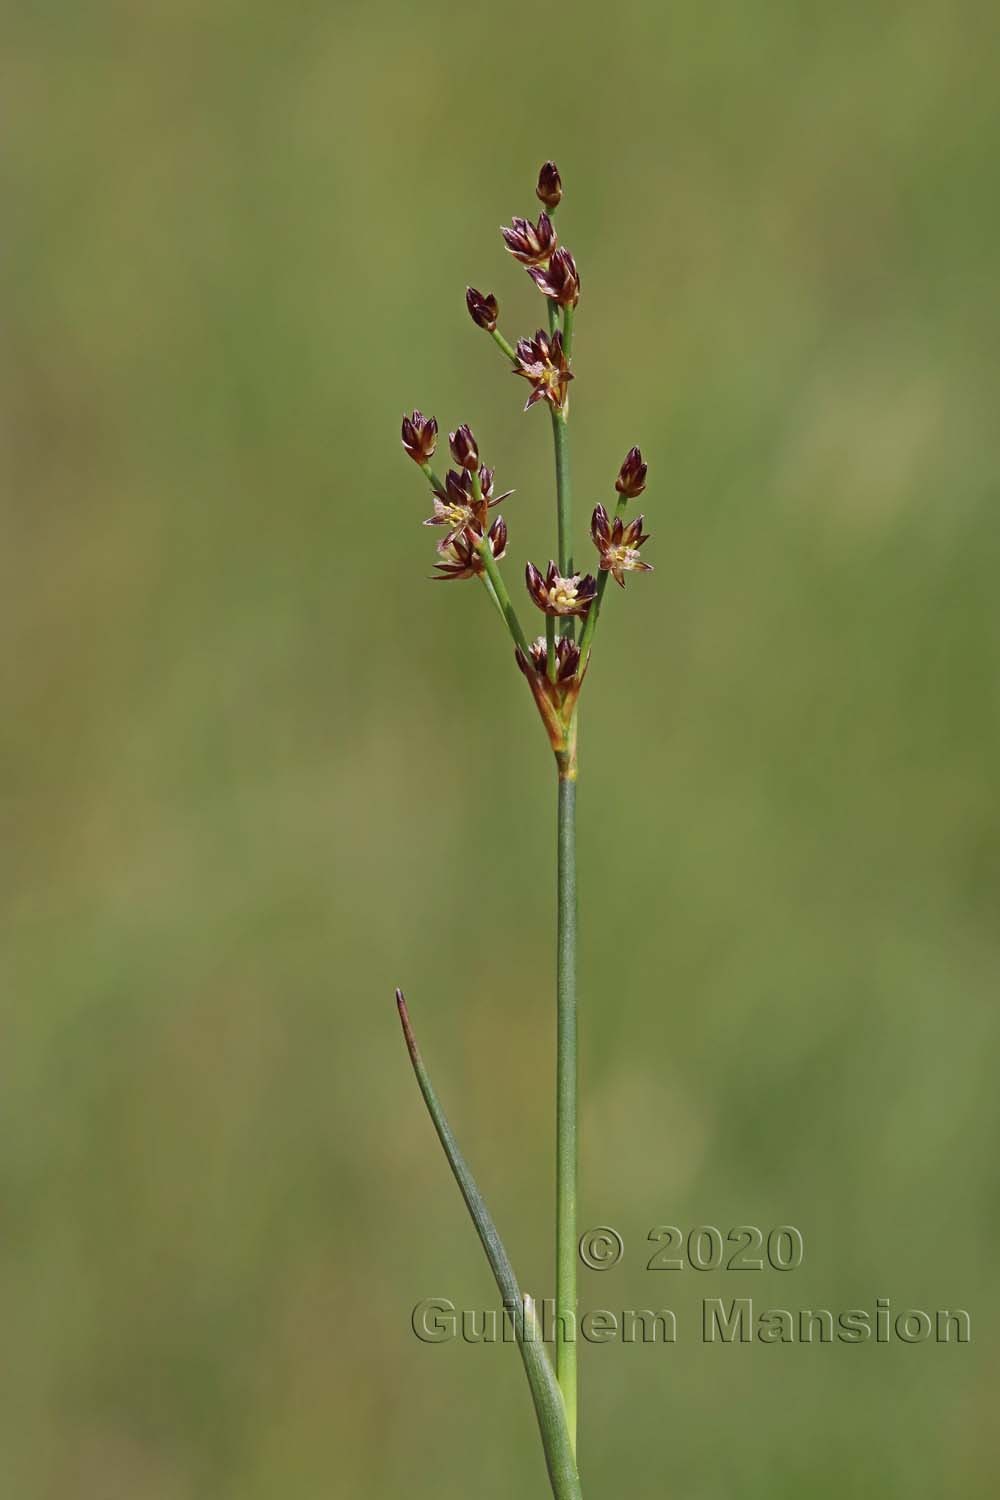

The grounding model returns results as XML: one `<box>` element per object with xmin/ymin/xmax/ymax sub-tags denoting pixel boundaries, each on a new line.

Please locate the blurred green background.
<box><xmin>4</xmin><ymin>1</ymin><xmax>999</xmax><ymax>1495</ymax></box>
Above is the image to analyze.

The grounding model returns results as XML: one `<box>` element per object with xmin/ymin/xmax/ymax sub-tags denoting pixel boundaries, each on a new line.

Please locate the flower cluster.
<box><xmin>400</xmin><ymin>161</ymin><xmax>655</xmax><ymax>757</ymax></box>
<box><xmin>500</xmin><ymin>175</ymin><xmax>581</xmax><ymax>321</ymax></box>
<box><xmin>400</xmin><ymin>412</ymin><xmax>515</xmax><ymax>582</ymax></box>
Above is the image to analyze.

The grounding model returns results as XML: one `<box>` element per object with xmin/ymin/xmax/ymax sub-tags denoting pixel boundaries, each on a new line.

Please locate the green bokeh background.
<box><xmin>4</xmin><ymin>3</ymin><xmax>999</xmax><ymax>1495</ymax></box>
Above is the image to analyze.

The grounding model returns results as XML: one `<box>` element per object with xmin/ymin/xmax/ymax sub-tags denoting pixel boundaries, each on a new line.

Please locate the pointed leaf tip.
<box><xmin>395</xmin><ymin>987</ymin><xmax>418</xmax><ymax>1061</ymax></box>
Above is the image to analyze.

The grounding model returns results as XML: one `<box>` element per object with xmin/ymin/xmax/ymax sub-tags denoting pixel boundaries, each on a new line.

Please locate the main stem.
<box><xmin>555</xmin><ymin>754</ymin><xmax>578</xmax><ymax>1450</ymax></box>
<box><xmin>551</xmin><ymin>353</ymin><xmax>578</xmax><ymax>1450</ymax></box>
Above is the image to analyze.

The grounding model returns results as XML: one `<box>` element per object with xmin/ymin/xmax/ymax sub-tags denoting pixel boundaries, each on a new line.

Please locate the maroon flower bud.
<box><xmin>476</xmin><ymin>465</ymin><xmax>512</xmax><ymax>510</ymax></box>
<box><xmin>536</xmin><ymin>161</ymin><xmax>562</xmax><ymax>211</ymax></box>
<box><xmin>501</xmin><ymin>212</ymin><xmax>557</xmax><ymax>267</ymax></box>
<box><xmin>513</xmin><ymin>328</ymin><xmax>573</xmax><ymax>413</ymax></box>
<box><xmin>525</xmin><ymin>560</ymin><xmax>598</xmax><ymax>618</ymax></box>
<box><xmin>401</xmin><ymin>410</ymin><xmax>438</xmax><ymax>466</ymax></box>
<box><xmin>466</xmin><ymin>286</ymin><xmax>499</xmax><ymax>332</ymax></box>
<box><xmin>615</xmin><ymin>446</ymin><xmax>647</xmax><ymax>499</ymax></box>
<box><xmin>449</xmin><ymin>424</ymin><xmax>479</xmax><ymax>471</ymax></box>
<box><xmin>488</xmin><ymin>513</ymin><xmax>507</xmax><ymax>557</ymax></box>
<box><xmin>591</xmin><ymin>503</ymin><xmax>653</xmax><ymax>589</ymax></box>
<box><xmin>527</xmin><ymin>247</ymin><xmax>580</xmax><ymax>308</ymax></box>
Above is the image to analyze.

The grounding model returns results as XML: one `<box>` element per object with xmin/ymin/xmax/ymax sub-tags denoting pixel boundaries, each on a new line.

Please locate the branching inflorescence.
<box><xmin>396</xmin><ymin>162</ymin><xmax>653</xmax><ymax>1499</ymax></box>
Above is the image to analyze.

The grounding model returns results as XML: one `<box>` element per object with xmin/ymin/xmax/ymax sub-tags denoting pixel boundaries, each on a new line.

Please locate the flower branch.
<box><xmin>576</xmin><ymin>448</ymin><xmax>651</xmax><ymax>670</ymax></box>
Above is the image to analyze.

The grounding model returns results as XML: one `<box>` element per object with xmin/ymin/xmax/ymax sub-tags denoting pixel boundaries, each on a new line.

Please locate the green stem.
<box><xmin>396</xmin><ymin>991</ymin><xmax>583</xmax><ymax>1499</ymax></box>
<box><xmin>545</xmin><ymin>614</ymin><xmax>557</xmax><ymax>682</ymax></box>
<box><xmin>476</xmin><ymin>538</ymin><xmax>530</xmax><ymax>656</ymax></box>
<box><xmin>561</xmin><ymin>304</ymin><xmax>575</xmax><ymax>359</ymax></box>
<box><xmin>555</xmin><ymin>763</ymin><xmax>578</xmax><ymax>1451</ymax></box>
<box><xmin>489</xmin><ymin>327</ymin><xmax>517</xmax><ymax>363</ymax></box>
<box><xmin>480</xmin><ymin>572</ymin><xmax>509</xmax><ymax>627</ymax></box>
<box><xmin>550</xmin><ymin>411</ymin><xmax>574</xmax><ymax>642</ymax></box>
<box><xmin>547</xmin><ymin>294</ymin><xmax>578</xmax><ymax>1448</ymax></box>
<box><xmin>420</xmin><ymin>461</ymin><xmax>444</xmax><ymax>493</ymax></box>
<box><xmin>470</xmin><ymin>467</ymin><xmax>530</xmax><ymax>657</ymax></box>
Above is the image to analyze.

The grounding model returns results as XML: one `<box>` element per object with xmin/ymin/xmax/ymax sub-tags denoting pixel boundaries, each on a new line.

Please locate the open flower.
<box><xmin>615</xmin><ymin>446</ymin><xmax>647</xmax><ymax>499</ymax></box>
<box><xmin>433</xmin><ymin>516</ymin><xmax>507</xmax><ymax>581</ymax></box>
<box><xmin>535</xmin><ymin>161</ymin><xmax>562</xmax><ymax>211</ymax></box>
<box><xmin>424</xmin><ymin>467</ymin><xmax>512</xmax><ymax>541</ymax></box>
<box><xmin>401</xmin><ymin>410</ymin><xmax>438</xmax><ymax>465</ymax></box>
<box><xmin>513</xmin><ymin>329</ymin><xmax>573</xmax><ymax>412</ymax></box>
<box><xmin>501</xmin><ymin>212</ymin><xmax>557</xmax><ymax>266</ymax></box>
<box><xmin>466</xmin><ymin>287</ymin><xmax>499</xmax><ymax>332</ymax></box>
<box><xmin>591</xmin><ymin>504</ymin><xmax>653</xmax><ymax>588</ymax></box>
<box><xmin>527</xmin><ymin>247</ymin><xmax>580</xmax><ymax>308</ymax></box>
<box><xmin>525</xmin><ymin>560</ymin><xmax>597</xmax><ymax>617</ymax></box>
<box><xmin>423</xmin><ymin>471</ymin><xmax>480</xmax><ymax>541</ymax></box>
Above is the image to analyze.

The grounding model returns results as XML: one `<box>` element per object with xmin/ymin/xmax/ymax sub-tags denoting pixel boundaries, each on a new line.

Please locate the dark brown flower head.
<box><xmin>591</xmin><ymin>503</ymin><xmax>653</xmax><ymax>589</ymax></box>
<box><xmin>525</xmin><ymin>560</ymin><xmax>598</xmax><ymax>617</ymax></box>
<box><xmin>433</xmin><ymin>516</ymin><xmax>507</xmax><ymax>581</ymax></box>
<box><xmin>515</xmin><ymin>629</ymin><xmax>586</xmax><ymax>748</ymax></box>
<box><xmin>401</xmin><ymin>410</ymin><xmax>438</xmax><ymax>466</ymax></box>
<box><xmin>615</xmin><ymin>446</ymin><xmax>647</xmax><ymax>499</ymax></box>
<box><xmin>466</xmin><ymin>286</ymin><xmax>499</xmax><ymax>332</ymax></box>
<box><xmin>449</xmin><ymin>424</ymin><xmax>479</xmax><ymax>471</ymax></box>
<box><xmin>535</xmin><ymin>161</ymin><xmax>562</xmax><ymax>211</ymax></box>
<box><xmin>527</xmin><ymin>247</ymin><xmax>580</xmax><ymax>308</ymax></box>
<box><xmin>501</xmin><ymin>212</ymin><xmax>557</xmax><ymax>267</ymax></box>
<box><xmin>423</xmin><ymin>466</ymin><xmax>512</xmax><ymax>540</ymax></box>
<box><xmin>513</xmin><ymin>328</ymin><xmax>573</xmax><ymax>413</ymax></box>
<box><xmin>522</xmin><ymin>634</ymin><xmax>581</xmax><ymax>682</ymax></box>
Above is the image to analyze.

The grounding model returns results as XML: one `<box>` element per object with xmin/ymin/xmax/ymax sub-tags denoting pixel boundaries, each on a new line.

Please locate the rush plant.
<box><xmin>396</xmin><ymin>161</ymin><xmax>652</xmax><ymax>1498</ymax></box>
